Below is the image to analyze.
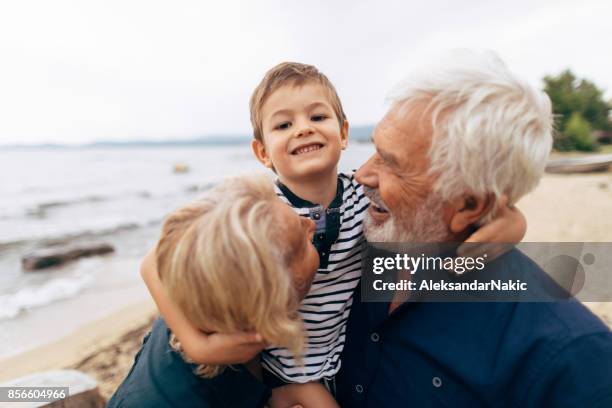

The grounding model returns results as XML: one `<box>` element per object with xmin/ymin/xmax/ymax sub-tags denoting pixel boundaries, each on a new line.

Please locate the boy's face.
<box><xmin>252</xmin><ymin>82</ymin><xmax>348</xmax><ymax>182</ymax></box>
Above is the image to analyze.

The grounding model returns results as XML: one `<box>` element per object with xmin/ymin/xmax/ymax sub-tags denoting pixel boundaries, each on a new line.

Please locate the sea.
<box><xmin>0</xmin><ymin>143</ymin><xmax>374</xmax><ymax>360</ymax></box>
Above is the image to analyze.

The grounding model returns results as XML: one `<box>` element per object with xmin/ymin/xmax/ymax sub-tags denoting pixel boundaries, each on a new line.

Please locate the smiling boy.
<box><xmin>250</xmin><ymin>65</ymin><xmax>368</xmax><ymax>394</ymax></box>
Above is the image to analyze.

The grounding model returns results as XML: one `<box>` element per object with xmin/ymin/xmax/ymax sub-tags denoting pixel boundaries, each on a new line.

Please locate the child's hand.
<box><xmin>185</xmin><ymin>331</ymin><xmax>266</xmax><ymax>365</ymax></box>
<box><xmin>458</xmin><ymin>195</ymin><xmax>526</xmax><ymax>261</ymax></box>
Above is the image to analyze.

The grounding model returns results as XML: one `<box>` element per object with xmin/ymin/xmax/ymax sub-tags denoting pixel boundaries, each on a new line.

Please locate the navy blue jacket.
<box><xmin>107</xmin><ymin>318</ymin><xmax>270</xmax><ymax>408</ymax></box>
<box><xmin>335</xmin><ymin>250</ymin><xmax>612</xmax><ymax>407</ymax></box>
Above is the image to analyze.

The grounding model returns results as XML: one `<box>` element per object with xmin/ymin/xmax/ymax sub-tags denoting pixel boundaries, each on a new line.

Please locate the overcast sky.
<box><xmin>0</xmin><ymin>0</ymin><xmax>610</xmax><ymax>145</ymax></box>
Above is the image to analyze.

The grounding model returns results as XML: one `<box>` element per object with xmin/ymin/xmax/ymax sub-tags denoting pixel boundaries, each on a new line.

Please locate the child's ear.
<box><xmin>448</xmin><ymin>193</ymin><xmax>495</xmax><ymax>234</ymax></box>
<box><xmin>251</xmin><ymin>139</ymin><xmax>273</xmax><ymax>169</ymax></box>
<box><xmin>340</xmin><ymin>120</ymin><xmax>349</xmax><ymax>150</ymax></box>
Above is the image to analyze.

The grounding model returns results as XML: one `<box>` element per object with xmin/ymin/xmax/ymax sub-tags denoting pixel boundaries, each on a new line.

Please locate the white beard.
<box><xmin>364</xmin><ymin>190</ymin><xmax>449</xmax><ymax>243</ymax></box>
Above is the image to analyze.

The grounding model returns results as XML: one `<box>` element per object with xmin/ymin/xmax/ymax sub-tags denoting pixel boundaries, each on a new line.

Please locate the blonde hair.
<box><xmin>156</xmin><ymin>174</ymin><xmax>305</xmax><ymax>377</ymax></box>
<box><xmin>249</xmin><ymin>62</ymin><xmax>346</xmax><ymax>142</ymax></box>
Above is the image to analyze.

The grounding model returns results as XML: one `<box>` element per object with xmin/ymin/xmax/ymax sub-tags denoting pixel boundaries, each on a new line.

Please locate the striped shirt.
<box><xmin>261</xmin><ymin>172</ymin><xmax>369</xmax><ymax>383</ymax></box>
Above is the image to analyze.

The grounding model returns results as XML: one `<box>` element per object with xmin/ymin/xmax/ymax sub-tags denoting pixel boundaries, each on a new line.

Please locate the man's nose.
<box><xmin>355</xmin><ymin>155</ymin><xmax>378</xmax><ymax>187</ymax></box>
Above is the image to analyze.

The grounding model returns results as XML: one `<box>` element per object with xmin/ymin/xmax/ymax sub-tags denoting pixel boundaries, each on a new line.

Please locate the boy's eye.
<box><xmin>311</xmin><ymin>114</ymin><xmax>327</xmax><ymax>122</ymax></box>
<box><xmin>275</xmin><ymin>122</ymin><xmax>291</xmax><ymax>130</ymax></box>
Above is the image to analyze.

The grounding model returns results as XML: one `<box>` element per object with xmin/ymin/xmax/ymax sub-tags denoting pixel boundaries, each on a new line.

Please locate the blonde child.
<box><xmin>157</xmin><ymin>174</ymin><xmax>339</xmax><ymax>406</ymax></box>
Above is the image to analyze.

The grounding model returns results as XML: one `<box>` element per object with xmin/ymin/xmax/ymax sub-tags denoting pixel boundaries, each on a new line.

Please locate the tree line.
<box><xmin>543</xmin><ymin>70</ymin><xmax>611</xmax><ymax>152</ymax></box>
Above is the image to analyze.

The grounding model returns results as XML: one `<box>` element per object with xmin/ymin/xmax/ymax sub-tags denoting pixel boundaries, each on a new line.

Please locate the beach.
<box><xmin>1</xmin><ymin>170</ymin><xmax>611</xmax><ymax>401</ymax></box>
<box><xmin>0</xmin><ymin>300</ymin><xmax>157</xmax><ymax>397</ymax></box>
<box><xmin>519</xmin><ymin>173</ymin><xmax>612</xmax><ymax>242</ymax></box>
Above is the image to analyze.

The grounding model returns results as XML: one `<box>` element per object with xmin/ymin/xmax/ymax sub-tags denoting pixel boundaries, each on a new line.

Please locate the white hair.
<box><xmin>388</xmin><ymin>50</ymin><xmax>553</xmax><ymax>222</ymax></box>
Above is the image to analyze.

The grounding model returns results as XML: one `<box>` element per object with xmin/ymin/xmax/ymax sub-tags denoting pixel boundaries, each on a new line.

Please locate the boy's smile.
<box><xmin>291</xmin><ymin>142</ymin><xmax>323</xmax><ymax>155</ymax></box>
<box><xmin>252</xmin><ymin>82</ymin><xmax>348</xmax><ymax>185</ymax></box>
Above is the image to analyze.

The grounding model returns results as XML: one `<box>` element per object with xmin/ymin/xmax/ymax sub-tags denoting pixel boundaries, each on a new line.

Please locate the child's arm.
<box><xmin>140</xmin><ymin>247</ymin><xmax>266</xmax><ymax>365</ymax></box>
<box><xmin>268</xmin><ymin>382</ymin><xmax>339</xmax><ymax>408</ymax></box>
<box><xmin>458</xmin><ymin>195</ymin><xmax>527</xmax><ymax>259</ymax></box>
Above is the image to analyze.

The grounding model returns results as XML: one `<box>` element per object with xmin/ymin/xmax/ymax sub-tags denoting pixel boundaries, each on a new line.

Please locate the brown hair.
<box><xmin>249</xmin><ymin>62</ymin><xmax>346</xmax><ymax>142</ymax></box>
<box><xmin>156</xmin><ymin>174</ymin><xmax>305</xmax><ymax>377</ymax></box>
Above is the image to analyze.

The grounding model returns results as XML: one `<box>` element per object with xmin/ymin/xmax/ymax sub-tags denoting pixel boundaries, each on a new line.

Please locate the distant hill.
<box><xmin>0</xmin><ymin>125</ymin><xmax>375</xmax><ymax>149</ymax></box>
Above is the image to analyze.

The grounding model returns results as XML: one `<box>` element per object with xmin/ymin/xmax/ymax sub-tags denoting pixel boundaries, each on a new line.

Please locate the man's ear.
<box><xmin>340</xmin><ymin>120</ymin><xmax>349</xmax><ymax>150</ymax></box>
<box><xmin>448</xmin><ymin>193</ymin><xmax>495</xmax><ymax>234</ymax></box>
<box><xmin>251</xmin><ymin>139</ymin><xmax>273</xmax><ymax>169</ymax></box>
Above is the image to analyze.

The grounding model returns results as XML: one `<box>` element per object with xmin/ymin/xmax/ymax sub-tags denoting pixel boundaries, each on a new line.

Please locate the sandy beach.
<box><xmin>519</xmin><ymin>172</ymin><xmax>612</xmax><ymax>242</ymax></box>
<box><xmin>0</xmin><ymin>300</ymin><xmax>157</xmax><ymax>399</ymax></box>
<box><xmin>1</xmin><ymin>171</ymin><xmax>611</xmax><ymax>402</ymax></box>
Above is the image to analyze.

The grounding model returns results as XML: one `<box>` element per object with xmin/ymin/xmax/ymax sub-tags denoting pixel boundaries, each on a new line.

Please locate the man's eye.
<box><xmin>311</xmin><ymin>114</ymin><xmax>327</xmax><ymax>122</ymax></box>
<box><xmin>276</xmin><ymin>122</ymin><xmax>291</xmax><ymax>130</ymax></box>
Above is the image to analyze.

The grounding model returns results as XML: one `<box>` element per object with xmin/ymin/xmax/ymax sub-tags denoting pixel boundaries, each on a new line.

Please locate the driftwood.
<box><xmin>22</xmin><ymin>244</ymin><xmax>115</xmax><ymax>271</ymax></box>
<box><xmin>0</xmin><ymin>369</ymin><xmax>105</xmax><ymax>408</ymax></box>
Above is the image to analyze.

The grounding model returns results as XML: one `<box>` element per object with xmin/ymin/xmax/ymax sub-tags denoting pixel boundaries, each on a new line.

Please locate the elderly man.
<box><xmin>335</xmin><ymin>52</ymin><xmax>612</xmax><ymax>407</ymax></box>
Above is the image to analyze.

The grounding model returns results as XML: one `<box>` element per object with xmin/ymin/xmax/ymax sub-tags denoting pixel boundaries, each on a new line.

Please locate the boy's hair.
<box><xmin>156</xmin><ymin>174</ymin><xmax>305</xmax><ymax>377</ymax></box>
<box><xmin>249</xmin><ymin>62</ymin><xmax>347</xmax><ymax>142</ymax></box>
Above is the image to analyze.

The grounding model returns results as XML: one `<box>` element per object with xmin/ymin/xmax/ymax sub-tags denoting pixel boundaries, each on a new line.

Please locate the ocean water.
<box><xmin>0</xmin><ymin>143</ymin><xmax>374</xmax><ymax>359</ymax></box>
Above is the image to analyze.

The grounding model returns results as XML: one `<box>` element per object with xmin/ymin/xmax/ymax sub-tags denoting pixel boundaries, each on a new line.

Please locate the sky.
<box><xmin>0</xmin><ymin>0</ymin><xmax>610</xmax><ymax>145</ymax></box>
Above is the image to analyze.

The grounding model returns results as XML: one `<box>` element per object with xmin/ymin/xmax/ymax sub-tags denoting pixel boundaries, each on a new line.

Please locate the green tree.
<box><xmin>564</xmin><ymin>112</ymin><xmax>596</xmax><ymax>151</ymax></box>
<box><xmin>543</xmin><ymin>70</ymin><xmax>611</xmax><ymax>150</ymax></box>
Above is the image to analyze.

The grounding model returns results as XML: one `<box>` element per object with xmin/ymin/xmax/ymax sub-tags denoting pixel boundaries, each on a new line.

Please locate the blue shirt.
<box><xmin>108</xmin><ymin>318</ymin><xmax>270</xmax><ymax>408</ymax></box>
<box><xmin>335</xmin><ymin>250</ymin><xmax>612</xmax><ymax>407</ymax></box>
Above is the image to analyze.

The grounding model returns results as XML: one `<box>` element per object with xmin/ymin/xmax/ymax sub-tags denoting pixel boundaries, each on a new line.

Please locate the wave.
<box><xmin>0</xmin><ymin>219</ymin><xmax>162</xmax><ymax>249</ymax></box>
<box><xmin>0</xmin><ymin>273</ymin><xmax>94</xmax><ymax>321</ymax></box>
<box><xmin>38</xmin><ymin>222</ymin><xmax>143</xmax><ymax>245</ymax></box>
<box><xmin>24</xmin><ymin>191</ymin><xmax>153</xmax><ymax>218</ymax></box>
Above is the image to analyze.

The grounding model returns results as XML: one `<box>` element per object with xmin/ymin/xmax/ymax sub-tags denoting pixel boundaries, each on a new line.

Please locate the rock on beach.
<box><xmin>21</xmin><ymin>244</ymin><xmax>115</xmax><ymax>271</ymax></box>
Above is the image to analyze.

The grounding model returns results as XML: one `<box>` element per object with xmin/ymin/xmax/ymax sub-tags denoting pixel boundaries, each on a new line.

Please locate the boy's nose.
<box><xmin>295</xmin><ymin>123</ymin><xmax>315</xmax><ymax>138</ymax></box>
<box><xmin>355</xmin><ymin>155</ymin><xmax>378</xmax><ymax>188</ymax></box>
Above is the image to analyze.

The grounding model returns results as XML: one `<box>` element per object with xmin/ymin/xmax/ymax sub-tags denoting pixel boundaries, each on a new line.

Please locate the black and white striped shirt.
<box><xmin>262</xmin><ymin>172</ymin><xmax>369</xmax><ymax>383</ymax></box>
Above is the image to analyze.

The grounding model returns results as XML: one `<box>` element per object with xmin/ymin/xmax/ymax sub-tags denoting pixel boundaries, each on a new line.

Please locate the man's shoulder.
<box><xmin>485</xmin><ymin>250</ymin><xmax>612</xmax><ymax>402</ymax></box>
<box><xmin>491</xmin><ymin>249</ymin><xmax>610</xmax><ymax>338</ymax></box>
<box><xmin>536</xmin><ymin>330</ymin><xmax>612</xmax><ymax>407</ymax></box>
<box><xmin>510</xmin><ymin>298</ymin><xmax>611</xmax><ymax>357</ymax></box>
<box><xmin>449</xmin><ymin>249</ymin><xmax>612</xmax><ymax>404</ymax></box>
<box><xmin>516</xmin><ymin>317</ymin><xmax>612</xmax><ymax>406</ymax></box>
